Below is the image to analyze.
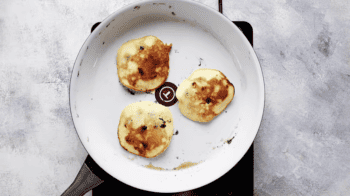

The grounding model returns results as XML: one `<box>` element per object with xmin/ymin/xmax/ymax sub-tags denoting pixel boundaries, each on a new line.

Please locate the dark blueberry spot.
<box><xmin>174</xmin><ymin>130</ymin><xmax>179</xmax><ymax>135</ymax></box>
<box><xmin>160</xmin><ymin>124</ymin><xmax>166</xmax><ymax>128</ymax></box>
<box><xmin>192</xmin><ymin>82</ymin><xmax>196</xmax><ymax>86</ymax></box>
<box><xmin>124</xmin><ymin>124</ymin><xmax>127</xmax><ymax>127</ymax></box>
<box><xmin>206</xmin><ymin>97</ymin><xmax>211</xmax><ymax>104</ymax></box>
<box><xmin>141</xmin><ymin>126</ymin><xmax>147</xmax><ymax>131</ymax></box>
<box><xmin>138</xmin><ymin>68</ymin><xmax>144</xmax><ymax>76</ymax></box>
<box><xmin>127</xmin><ymin>89</ymin><xmax>135</xmax><ymax>95</ymax></box>
<box><xmin>142</xmin><ymin>143</ymin><xmax>148</xmax><ymax>148</ymax></box>
<box><xmin>140</xmin><ymin>46</ymin><xmax>144</xmax><ymax>50</ymax></box>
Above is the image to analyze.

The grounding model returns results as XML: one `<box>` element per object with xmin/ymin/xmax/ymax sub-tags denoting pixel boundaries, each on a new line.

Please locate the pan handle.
<box><xmin>62</xmin><ymin>22</ymin><xmax>112</xmax><ymax>196</ymax></box>
<box><xmin>91</xmin><ymin>22</ymin><xmax>101</xmax><ymax>33</ymax></box>
<box><xmin>61</xmin><ymin>156</ymin><xmax>104</xmax><ymax>196</ymax></box>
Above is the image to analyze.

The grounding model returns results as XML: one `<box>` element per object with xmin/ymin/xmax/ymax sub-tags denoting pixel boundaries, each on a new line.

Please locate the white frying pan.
<box><xmin>62</xmin><ymin>0</ymin><xmax>264</xmax><ymax>195</ymax></box>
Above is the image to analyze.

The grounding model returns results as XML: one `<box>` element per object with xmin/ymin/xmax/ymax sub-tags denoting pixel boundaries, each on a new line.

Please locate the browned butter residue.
<box><xmin>225</xmin><ymin>137</ymin><xmax>234</xmax><ymax>144</ymax></box>
<box><xmin>144</xmin><ymin>161</ymin><xmax>202</xmax><ymax>171</ymax></box>
<box><xmin>144</xmin><ymin>163</ymin><xmax>165</xmax><ymax>170</ymax></box>
<box><xmin>173</xmin><ymin>162</ymin><xmax>200</xmax><ymax>170</ymax></box>
<box><xmin>122</xmin><ymin>154</ymin><xmax>136</xmax><ymax>160</ymax></box>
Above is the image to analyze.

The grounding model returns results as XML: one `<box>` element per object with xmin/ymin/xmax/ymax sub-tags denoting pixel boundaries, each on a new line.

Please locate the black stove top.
<box><xmin>91</xmin><ymin>21</ymin><xmax>254</xmax><ymax>196</ymax></box>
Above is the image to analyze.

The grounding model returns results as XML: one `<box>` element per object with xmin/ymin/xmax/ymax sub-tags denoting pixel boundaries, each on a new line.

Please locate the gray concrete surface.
<box><xmin>1</xmin><ymin>0</ymin><xmax>350</xmax><ymax>195</ymax></box>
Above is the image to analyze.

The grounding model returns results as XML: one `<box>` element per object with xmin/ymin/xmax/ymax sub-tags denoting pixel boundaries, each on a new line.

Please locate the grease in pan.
<box><xmin>116</xmin><ymin>35</ymin><xmax>172</xmax><ymax>92</ymax></box>
<box><xmin>176</xmin><ymin>68</ymin><xmax>235</xmax><ymax>122</ymax></box>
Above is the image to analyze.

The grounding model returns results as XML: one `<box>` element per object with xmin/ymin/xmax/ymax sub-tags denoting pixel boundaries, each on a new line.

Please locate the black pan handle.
<box><xmin>61</xmin><ymin>156</ymin><xmax>104</xmax><ymax>196</ymax></box>
<box><xmin>91</xmin><ymin>22</ymin><xmax>101</xmax><ymax>33</ymax></box>
<box><xmin>62</xmin><ymin>23</ymin><xmax>115</xmax><ymax>195</ymax></box>
<box><xmin>61</xmin><ymin>155</ymin><xmax>116</xmax><ymax>195</ymax></box>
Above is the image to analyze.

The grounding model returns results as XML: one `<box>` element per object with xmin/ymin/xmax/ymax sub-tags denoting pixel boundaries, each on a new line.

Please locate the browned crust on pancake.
<box><xmin>117</xmin><ymin>37</ymin><xmax>172</xmax><ymax>92</ymax></box>
<box><xmin>118</xmin><ymin>117</ymin><xmax>170</xmax><ymax>158</ymax></box>
<box><xmin>190</xmin><ymin>76</ymin><xmax>234</xmax><ymax>119</ymax></box>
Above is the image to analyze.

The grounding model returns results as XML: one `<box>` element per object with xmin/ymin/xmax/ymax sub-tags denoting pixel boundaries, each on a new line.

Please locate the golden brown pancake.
<box><xmin>117</xmin><ymin>36</ymin><xmax>172</xmax><ymax>92</ymax></box>
<box><xmin>118</xmin><ymin>101</ymin><xmax>174</xmax><ymax>158</ymax></box>
<box><xmin>176</xmin><ymin>68</ymin><xmax>235</xmax><ymax>122</ymax></box>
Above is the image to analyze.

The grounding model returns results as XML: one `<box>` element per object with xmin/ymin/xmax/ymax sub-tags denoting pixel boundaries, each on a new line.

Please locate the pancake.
<box><xmin>176</xmin><ymin>68</ymin><xmax>235</xmax><ymax>122</ymax></box>
<box><xmin>117</xmin><ymin>35</ymin><xmax>172</xmax><ymax>92</ymax></box>
<box><xmin>118</xmin><ymin>101</ymin><xmax>174</xmax><ymax>158</ymax></box>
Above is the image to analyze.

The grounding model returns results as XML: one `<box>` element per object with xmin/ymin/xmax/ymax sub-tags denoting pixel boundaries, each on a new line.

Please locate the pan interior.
<box><xmin>75</xmin><ymin>14</ymin><xmax>241</xmax><ymax>165</ymax></box>
<box><xmin>70</xmin><ymin>0</ymin><xmax>264</xmax><ymax>193</ymax></box>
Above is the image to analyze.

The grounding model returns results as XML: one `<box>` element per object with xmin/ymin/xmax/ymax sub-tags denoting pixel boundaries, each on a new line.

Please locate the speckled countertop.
<box><xmin>1</xmin><ymin>0</ymin><xmax>350</xmax><ymax>195</ymax></box>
